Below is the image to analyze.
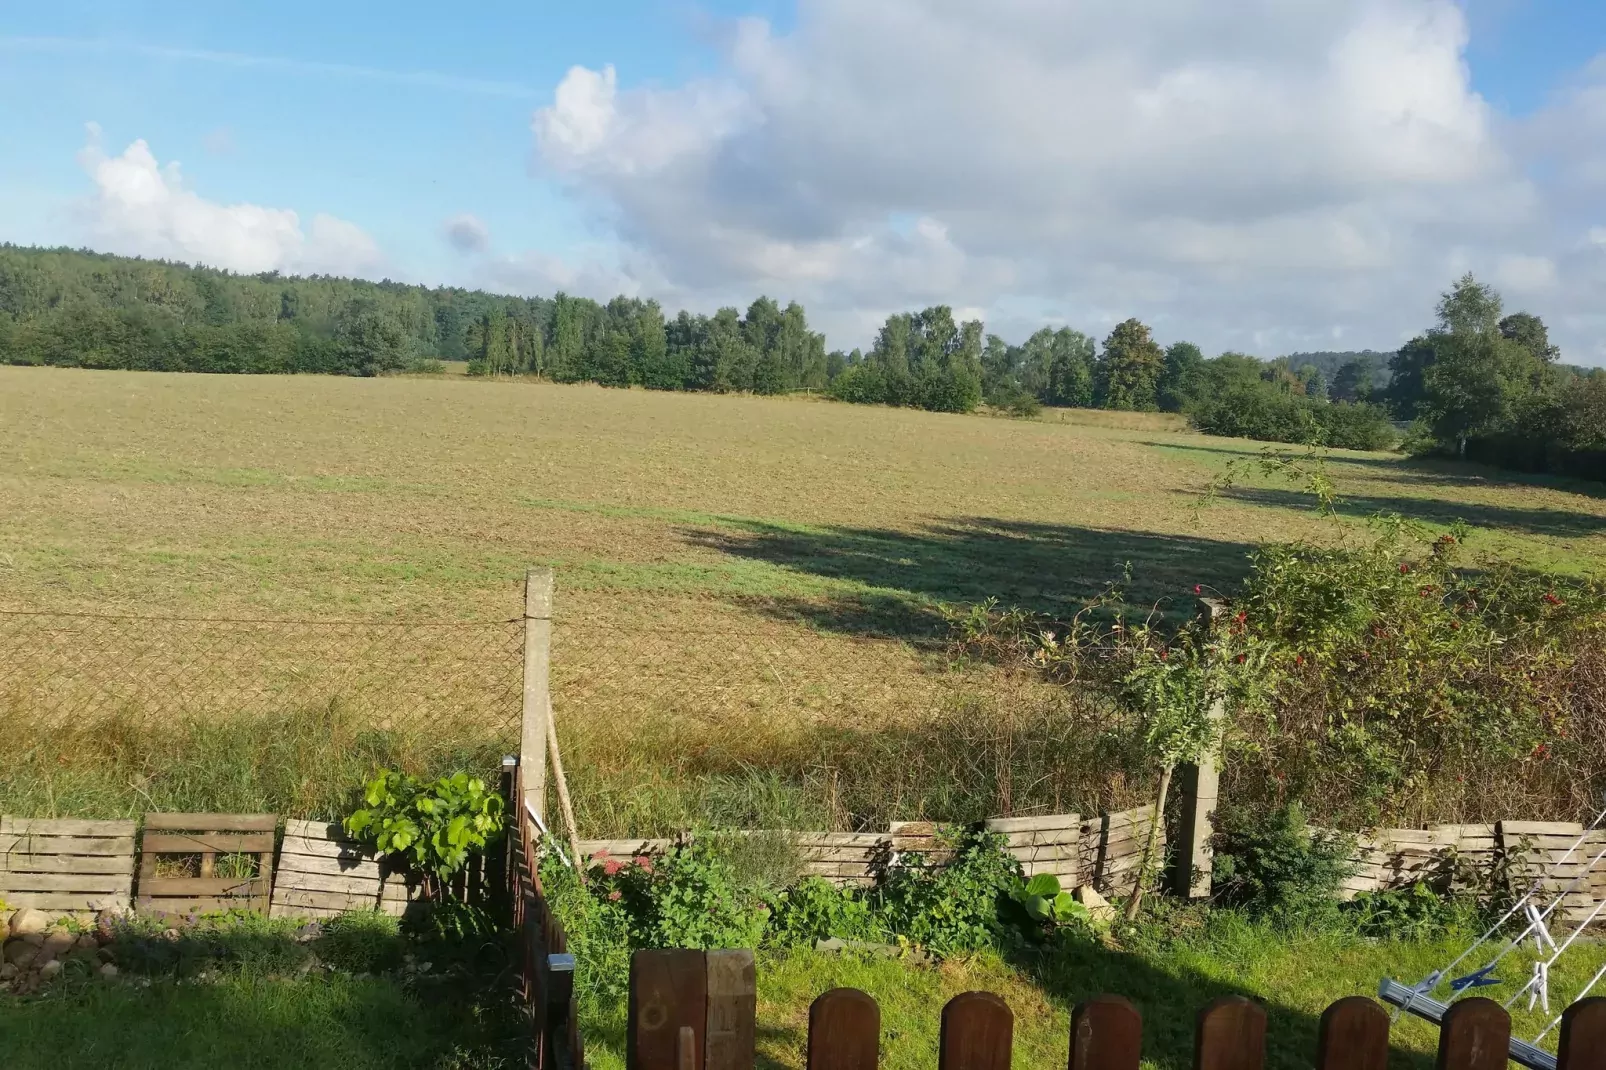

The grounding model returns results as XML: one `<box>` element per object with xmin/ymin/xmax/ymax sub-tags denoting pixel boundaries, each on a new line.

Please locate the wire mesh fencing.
<box><xmin>0</xmin><ymin>608</ymin><xmax>526</xmax><ymax>750</ymax></box>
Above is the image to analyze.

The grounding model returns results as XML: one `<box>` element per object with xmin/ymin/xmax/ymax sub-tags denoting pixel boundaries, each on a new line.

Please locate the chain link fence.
<box><xmin>0</xmin><ymin>608</ymin><xmax>525</xmax><ymax>746</ymax></box>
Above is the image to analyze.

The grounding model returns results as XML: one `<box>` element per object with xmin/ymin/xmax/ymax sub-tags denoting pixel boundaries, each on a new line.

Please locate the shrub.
<box><xmin>1346</xmin><ymin>882</ymin><xmax>1475</xmax><ymax>940</ymax></box>
<box><xmin>1213</xmin><ymin>803</ymin><xmax>1353</xmax><ymax>920</ymax></box>
<box><xmin>586</xmin><ymin>838</ymin><xmax>771</xmax><ymax>951</ymax></box>
<box><xmin>873</xmin><ymin>828</ymin><xmax>1020</xmax><ymax>956</ymax></box>
<box><xmin>766</xmin><ymin>877</ymin><xmax>881</xmax><ymax>948</ymax></box>
<box><xmin>344</xmin><ymin>770</ymin><xmax>505</xmax><ymax>895</ymax></box>
<box><xmin>316</xmin><ymin>910</ymin><xmax>403</xmax><ymax>973</ymax></box>
<box><xmin>1188</xmin><ymin>383</ymin><xmax>1395</xmax><ymax>451</ymax></box>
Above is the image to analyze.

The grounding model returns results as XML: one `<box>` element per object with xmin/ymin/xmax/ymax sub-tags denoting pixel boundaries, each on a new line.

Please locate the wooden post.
<box><xmin>1435</xmin><ymin>998</ymin><xmax>1509</xmax><ymax>1070</ymax></box>
<box><xmin>808</xmin><ymin>988</ymin><xmax>880</xmax><ymax>1070</ymax></box>
<box><xmin>1069</xmin><ymin>996</ymin><xmax>1142</xmax><ymax>1070</ymax></box>
<box><xmin>522</xmin><ymin>568</ymin><xmax>554</xmax><ymax>823</ymax></box>
<box><xmin>1194</xmin><ymin>997</ymin><xmax>1265</xmax><ymax>1070</ymax></box>
<box><xmin>1174</xmin><ymin>597</ymin><xmax>1227</xmax><ymax>899</ymax></box>
<box><xmin>1316</xmin><ymin>997</ymin><xmax>1389</xmax><ymax>1070</ymax></box>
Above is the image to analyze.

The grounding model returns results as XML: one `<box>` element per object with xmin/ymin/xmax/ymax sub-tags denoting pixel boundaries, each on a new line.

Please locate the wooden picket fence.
<box><xmin>510</xmin><ymin>759</ymin><xmax>583</xmax><ymax>1070</ymax></box>
<box><xmin>625</xmin><ymin>948</ymin><xmax>1606</xmax><ymax>1070</ymax></box>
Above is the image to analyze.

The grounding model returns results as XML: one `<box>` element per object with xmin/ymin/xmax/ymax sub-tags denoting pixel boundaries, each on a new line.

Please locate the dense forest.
<box><xmin>2</xmin><ymin>246</ymin><xmax>1601</xmax><ymax>477</ymax></box>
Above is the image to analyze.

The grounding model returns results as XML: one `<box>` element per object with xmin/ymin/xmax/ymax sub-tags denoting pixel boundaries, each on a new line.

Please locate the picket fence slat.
<box><xmin>1436</xmin><ymin>998</ymin><xmax>1509</xmax><ymax>1070</ymax></box>
<box><xmin>808</xmin><ymin>988</ymin><xmax>880</xmax><ymax>1070</ymax></box>
<box><xmin>1194</xmin><ymin>997</ymin><xmax>1266</xmax><ymax>1070</ymax></box>
<box><xmin>630</xmin><ymin>950</ymin><xmax>706</xmax><ymax>1070</ymax></box>
<box><xmin>1558</xmin><ymin>998</ymin><xmax>1606</xmax><ymax>1070</ymax></box>
<box><xmin>1316</xmin><ymin>997</ymin><xmax>1389</xmax><ymax>1070</ymax></box>
<box><xmin>1070</xmin><ymin>996</ymin><xmax>1141</xmax><ymax>1070</ymax></box>
<box><xmin>940</xmin><ymin>992</ymin><xmax>1012</xmax><ymax>1070</ymax></box>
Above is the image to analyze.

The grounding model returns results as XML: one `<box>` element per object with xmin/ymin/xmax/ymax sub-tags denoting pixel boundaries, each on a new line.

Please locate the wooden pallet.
<box><xmin>985</xmin><ymin>814</ymin><xmax>1082</xmax><ymax>883</ymax></box>
<box><xmin>138</xmin><ymin>813</ymin><xmax>275</xmax><ymax>915</ymax></box>
<box><xmin>270</xmin><ymin>818</ymin><xmax>416</xmax><ymax>919</ymax></box>
<box><xmin>0</xmin><ymin>816</ymin><xmax>136</xmax><ymax>915</ymax></box>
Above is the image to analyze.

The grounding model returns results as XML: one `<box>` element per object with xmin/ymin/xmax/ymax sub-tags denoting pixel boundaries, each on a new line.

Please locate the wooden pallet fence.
<box><xmin>623</xmin><ymin>952</ymin><xmax>1606</xmax><ymax>1070</ymax></box>
<box><xmin>138</xmin><ymin>813</ymin><xmax>275</xmax><ymax>915</ymax></box>
<box><xmin>1499</xmin><ymin>822</ymin><xmax>1606</xmax><ymax>926</ymax></box>
<box><xmin>575</xmin><ymin>805</ymin><xmax>1158</xmax><ymax>893</ymax></box>
<box><xmin>269</xmin><ymin>819</ymin><xmax>417</xmax><ymax>920</ymax></box>
<box><xmin>0</xmin><ymin>816</ymin><xmax>137</xmax><ymax>915</ymax></box>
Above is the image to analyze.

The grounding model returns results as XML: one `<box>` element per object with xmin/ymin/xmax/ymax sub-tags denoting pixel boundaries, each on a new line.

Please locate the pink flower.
<box><xmin>608</xmin><ymin>890</ymin><xmax>622</xmax><ymax>901</ymax></box>
<box><xmin>633</xmin><ymin>855</ymin><xmax>653</xmax><ymax>872</ymax></box>
<box><xmin>601</xmin><ymin>859</ymin><xmax>623</xmax><ymax>876</ymax></box>
<box><xmin>1193</xmin><ymin>585</ymin><xmax>1203</xmax><ymax>595</ymax></box>
<box><xmin>1399</xmin><ymin>563</ymin><xmax>1411</xmax><ymax>574</ymax></box>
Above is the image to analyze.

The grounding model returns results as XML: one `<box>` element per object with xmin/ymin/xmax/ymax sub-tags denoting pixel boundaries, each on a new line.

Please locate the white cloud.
<box><xmin>75</xmin><ymin>124</ymin><xmax>383</xmax><ymax>277</ymax></box>
<box><xmin>443</xmin><ymin>213</ymin><xmax>491</xmax><ymax>254</ymax></box>
<box><xmin>528</xmin><ymin>0</ymin><xmax>1605</xmax><ymax>362</ymax></box>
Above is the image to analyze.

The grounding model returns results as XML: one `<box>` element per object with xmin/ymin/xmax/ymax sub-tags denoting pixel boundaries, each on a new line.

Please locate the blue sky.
<box><xmin>3</xmin><ymin>1</ymin><xmax>1606</xmax><ymax>360</ymax></box>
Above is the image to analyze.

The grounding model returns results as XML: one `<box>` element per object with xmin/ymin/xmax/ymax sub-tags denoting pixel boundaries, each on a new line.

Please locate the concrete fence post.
<box><xmin>521</xmin><ymin>567</ymin><xmax>554</xmax><ymax>822</ymax></box>
<box><xmin>1173</xmin><ymin>597</ymin><xmax>1227</xmax><ymax>899</ymax></box>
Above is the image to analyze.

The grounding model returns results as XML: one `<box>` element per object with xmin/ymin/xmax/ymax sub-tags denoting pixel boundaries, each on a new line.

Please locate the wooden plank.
<box><xmin>794</xmin><ymin>833</ymin><xmax>885</xmax><ymax>848</ymax></box>
<box><xmin>271</xmin><ymin>887</ymin><xmax>380</xmax><ymax>912</ymax></box>
<box><xmin>0</xmin><ymin>854</ymin><xmax>135</xmax><ymax>875</ymax></box>
<box><xmin>0</xmin><ymin>835</ymin><xmax>134</xmax><ymax>856</ymax></box>
<box><xmin>798</xmin><ymin>848</ymin><xmax>882</xmax><ymax>863</ymax></box>
<box><xmin>0</xmin><ymin>873</ymin><xmax>132</xmax><ymax>893</ymax></box>
<box><xmin>984</xmin><ymin>814</ymin><xmax>1080</xmax><ymax>834</ymax></box>
<box><xmin>278</xmin><ymin>835</ymin><xmax>377</xmax><ymax>860</ymax></box>
<box><xmin>1435</xmin><ymin>998</ymin><xmax>1508</xmax><ymax>1070</ymax></box>
<box><xmin>275</xmin><ymin>853</ymin><xmax>385</xmax><ymax>879</ymax></box>
<box><xmin>274</xmin><ymin>871</ymin><xmax>381</xmax><ymax>896</ymax></box>
<box><xmin>142</xmin><ymin>832</ymin><xmax>275</xmax><ymax>854</ymax></box>
<box><xmin>1194</xmin><ymin>997</ymin><xmax>1266</xmax><ymax>1070</ymax></box>
<box><xmin>2</xmin><ymin>891</ymin><xmax>128</xmax><ymax>910</ymax></box>
<box><xmin>706</xmin><ymin>950</ymin><xmax>756</xmax><ymax>1070</ymax></box>
<box><xmin>629</xmin><ymin>949</ymin><xmax>705</xmax><ymax>1070</ymax></box>
<box><xmin>577</xmin><ymin>839</ymin><xmax>673</xmax><ymax>857</ymax></box>
<box><xmin>140</xmin><ymin>876</ymin><xmax>268</xmax><ymax>897</ymax></box>
<box><xmin>1317</xmin><ymin>998</ymin><xmax>1389</xmax><ymax>1070</ymax></box>
<box><xmin>1558</xmin><ymin>997</ymin><xmax>1606</xmax><ymax>1070</ymax></box>
<box><xmin>1070</xmin><ymin>996</ymin><xmax>1141</xmax><ymax>1070</ymax></box>
<box><xmin>0</xmin><ymin>818</ymin><xmax>138</xmax><ymax>836</ymax></box>
<box><xmin>143</xmin><ymin>813</ymin><xmax>277</xmax><ymax>831</ymax></box>
<box><xmin>940</xmin><ymin>991</ymin><xmax>1012</xmax><ymax>1070</ymax></box>
<box><xmin>269</xmin><ymin>903</ymin><xmax>343</xmax><ymax>920</ymax></box>
<box><xmin>1502</xmin><ymin>822</ymin><xmax>1585</xmax><ymax>836</ymax></box>
<box><xmin>521</xmin><ymin>568</ymin><xmax>553</xmax><ymax>822</ymax></box>
<box><xmin>282</xmin><ymin>819</ymin><xmax>353</xmax><ymax>841</ymax></box>
<box><xmin>808</xmin><ymin>988</ymin><xmax>880</xmax><ymax>1070</ymax></box>
<box><xmin>137</xmin><ymin>897</ymin><xmax>257</xmax><ymax>915</ymax></box>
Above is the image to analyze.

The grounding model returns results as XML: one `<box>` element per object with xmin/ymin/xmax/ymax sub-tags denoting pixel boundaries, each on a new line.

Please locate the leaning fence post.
<box><xmin>522</xmin><ymin>568</ymin><xmax>554</xmax><ymax>822</ymax></box>
<box><xmin>1173</xmin><ymin>597</ymin><xmax>1227</xmax><ymax>898</ymax></box>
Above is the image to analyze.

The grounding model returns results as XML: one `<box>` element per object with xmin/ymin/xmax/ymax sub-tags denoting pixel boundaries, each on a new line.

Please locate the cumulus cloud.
<box><xmin>443</xmin><ymin>213</ymin><xmax>492</xmax><ymax>253</ymax></box>
<box><xmin>530</xmin><ymin>0</ymin><xmax>1602</xmax><ymax>361</ymax></box>
<box><xmin>75</xmin><ymin>124</ymin><xmax>383</xmax><ymax>277</ymax></box>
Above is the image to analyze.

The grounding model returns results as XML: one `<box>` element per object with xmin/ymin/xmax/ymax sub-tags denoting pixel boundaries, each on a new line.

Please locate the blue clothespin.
<box><xmin>1450</xmin><ymin>965</ymin><xmax>1501</xmax><ymax>992</ymax></box>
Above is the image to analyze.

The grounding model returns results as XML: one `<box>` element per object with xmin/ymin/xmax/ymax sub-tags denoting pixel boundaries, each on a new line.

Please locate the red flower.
<box><xmin>1439</xmin><ymin>534</ymin><xmax>1456</xmax><ymax>545</ymax></box>
<box><xmin>1294</xmin><ymin>654</ymin><xmax>1305</xmax><ymax>667</ymax></box>
<box><xmin>633</xmin><ymin>855</ymin><xmax>654</xmax><ymax>872</ymax></box>
<box><xmin>1193</xmin><ymin>585</ymin><xmax>1203</xmax><ymax>595</ymax></box>
<box><xmin>602</xmin><ymin>859</ymin><xmax>623</xmax><ymax>876</ymax></box>
<box><xmin>1235</xmin><ymin>653</ymin><xmax>1247</xmax><ymax>663</ymax></box>
<box><xmin>1533</xmin><ymin>743</ymin><xmax>1551</xmax><ymax>760</ymax></box>
<box><xmin>1544</xmin><ymin>592</ymin><xmax>1563</xmax><ymax>606</ymax></box>
<box><xmin>608</xmin><ymin>890</ymin><xmax>623</xmax><ymax>901</ymax></box>
<box><xmin>1399</xmin><ymin>563</ymin><xmax>1411</xmax><ymax>574</ymax></box>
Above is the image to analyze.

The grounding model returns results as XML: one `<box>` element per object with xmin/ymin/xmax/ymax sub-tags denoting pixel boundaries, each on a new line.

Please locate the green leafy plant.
<box><xmin>344</xmin><ymin>770</ymin><xmax>505</xmax><ymax>895</ymax></box>
<box><xmin>874</xmin><ymin>828</ymin><xmax>1019</xmax><ymax>957</ymax></box>
<box><xmin>1213</xmin><ymin>803</ymin><xmax>1353</xmax><ymax>922</ymax></box>
<box><xmin>1346</xmin><ymin>882</ymin><xmax>1474</xmax><ymax>940</ymax></box>
<box><xmin>586</xmin><ymin>838</ymin><xmax>771</xmax><ymax>951</ymax></box>
<box><xmin>1005</xmin><ymin>873</ymin><xmax>1090</xmax><ymax>938</ymax></box>
<box><xmin>766</xmin><ymin>876</ymin><xmax>881</xmax><ymax>948</ymax></box>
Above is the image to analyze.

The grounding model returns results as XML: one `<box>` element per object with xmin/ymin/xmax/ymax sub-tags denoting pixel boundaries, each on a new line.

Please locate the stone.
<box><xmin>75</xmin><ymin>933</ymin><xmax>99</xmax><ymax>952</ymax></box>
<box><xmin>0</xmin><ymin>962</ymin><xmax>16</xmax><ymax>980</ymax></box>
<box><xmin>9</xmin><ymin>908</ymin><xmax>49</xmax><ymax>938</ymax></box>
<box><xmin>161</xmin><ymin>928</ymin><xmax>182</xmax><ymax>942</ymax></box>
<box><xmin>1073</xmin><ymin>884</ymin><xmax>1117</xmax><ymax>923</ymax></box>
<box><xmin>98</xmin><ymin>963</ymin><xmax>119</xmax><ymax>980</ymax></box>
<box><xmin>41</xmin><ymin>929</ymin><xmax>77</xmax><ymax>960</ymax></box>
<box><xmin>4</xmin><ymin>940</ymin><xmax>39</xmax><ymax>969</ymax></box>
<box><xmin>38</xmin><ymin>959</ymin><xmax>63</xmax><ymax>980</ymax></box>
<box><xmin>95</xmin><ymin>909</ymin><xmax>120</xmax><ymax>945</ymax></box>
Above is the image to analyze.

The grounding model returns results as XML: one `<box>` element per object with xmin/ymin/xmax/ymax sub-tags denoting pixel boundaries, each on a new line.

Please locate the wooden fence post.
<box><xmin>1436</xmin><ymin>998</ymin><xmax>1509</xmax><ymax>1070</ymax></box>
<box><xmin>629</xmin><ymin>949</ymin><xmax>706</xmax><ymax>1070</ymax></box>
<box><xmin>522</xmin><ymin>568</ymin><xmax>554</xmax><ymax>823</ymax></box>
<box><xmin>1558</xmin><ymin>997</ymin><xmax>1606</xmax><ymax>1070</ymax></box>
<box><xmin>1174</xmin><ymin>597</ymin><xmax>1227</xmax><ymax>898</ymax></box>
<box><xmin>939</xmin><ymin>992</ymin><xmax>1013</xmax><ymax>1070</ymax></box>
<box><xmin>1069</xmin><ymin>996</ymin><xmax>1142</xmax><ymax>1070</ymax></box>
<box><xmin>1316</xmin><ymin>997</ymin><xmax>1389</xmax><ymax>1070</ymax></box>
<box><xmin>808</xmin><ymin>988</ymin><xmax>880</xmax><ymax>1070</ymax></box>
<box><xmin>1194</xmin><ymin>997</ymin><xmax>1266</xmax><ymax>1070</ymax></box>
<box><xmin>705</xmin><ymin>950</ymin><xmax>756</xmax><ymax>1070</ymax></box>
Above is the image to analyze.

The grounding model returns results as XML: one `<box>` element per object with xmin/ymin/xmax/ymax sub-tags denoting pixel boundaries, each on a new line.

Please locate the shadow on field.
<box><xmin>688</xmin><ymin>518</ymin><xmax>1255</xmax><ymax>640</ymax></box>
<box><xmin>1221</xmin><ymin>486</ymin><xmax>1606</xmax><ymax>538</ymax></box>
<box><xmin>1151</xmin><ymin>440</ymin><xmax>1606</xmax><ymax>499</ymax></box>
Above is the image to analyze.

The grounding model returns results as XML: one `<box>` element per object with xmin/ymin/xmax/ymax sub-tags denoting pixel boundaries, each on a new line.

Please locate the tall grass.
<box><xmin>0</xmin><ymin>701</ymin><xmax>508</xmax><ymax>819</ymax></box>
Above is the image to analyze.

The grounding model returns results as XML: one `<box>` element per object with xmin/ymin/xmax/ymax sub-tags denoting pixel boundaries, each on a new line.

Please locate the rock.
<box><xmin>9</xmin><ymin>908</ymin><xmax>49</xmax><ymax>938</ymax></box>
<box><xmin>294</xmin><ymin>922</ymin><xmax>323</xmax><ymax>944</ymax></box>
<box><xmin>75</xmin><ymin>934</ymin><xmax>99</xmax><ymax>952</ymax></box>
<box><xmin>99</xmin><ymin>963</ymin><xmax>119</xmax><ymax>980</ymax></box>
<box><xmin>161</xmin><ymin>928</ymin><xmax>182</xmax><ymax>942</ymax></box>
<box><xmin>41</xmin><ymin>929</ymin><xmax>77</xmax><ymax>960</ymax></box>
<box><xmin>1073</xmin><ymin>885</ymin><xmax>1117</xmax><ymax>923</ymax></box>
<box><xmin>95</xmin><ymin>910</ymin><xmax>120</xmax><ymax>945</ymax></box>
<box><xmin>38</xmin><ymin>959</ymin><xmax>63</xmax><ymax>980</ymax></box>
<box><xmin>4</xmin><ymin>940</ymin><xmax>39</xmax><ymax>969</ymax></box>
<box><xmin>0</xmin><ymin>962</ymin><xmax>16</xmax><ymax>980</ymax></box>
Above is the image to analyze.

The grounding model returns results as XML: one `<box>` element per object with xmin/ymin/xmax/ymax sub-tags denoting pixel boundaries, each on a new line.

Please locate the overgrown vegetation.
<box><xmin>344</xmin><ymin>770</ymin><xmax>505</xmax><ymax>896</ymax></box>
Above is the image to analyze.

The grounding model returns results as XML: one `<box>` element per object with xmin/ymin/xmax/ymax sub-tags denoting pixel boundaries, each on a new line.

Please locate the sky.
<box><xmin>3</xmin><ymin>0</ymin><xmax>1606</xmax><ymax>362</ymax></box>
